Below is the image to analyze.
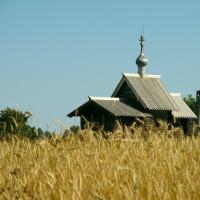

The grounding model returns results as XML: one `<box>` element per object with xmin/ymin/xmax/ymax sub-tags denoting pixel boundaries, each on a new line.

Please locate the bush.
<box><xmin>70</xmin><ymin>125</ymin><xmax>80</xmax><ymax>134</ymax></box>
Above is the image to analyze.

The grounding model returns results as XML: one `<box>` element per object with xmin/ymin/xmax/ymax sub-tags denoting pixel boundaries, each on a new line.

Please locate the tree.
<box><xmin>0</xmin><ymin>107</ymin><xmax>53</xmax><ymax>139</ymax></box>
<box><xmin>183</xmin><ymin>94</ymin><xmax>196</xmax><ymax>112</ymax></box>
<box><xmin>0</xmin><ymin>108</ymin><xmax>32</xmax><ymax>135</ymax></box>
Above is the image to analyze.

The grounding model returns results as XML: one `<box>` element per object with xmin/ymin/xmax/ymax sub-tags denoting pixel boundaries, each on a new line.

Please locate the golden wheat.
<box><xmin>0</xmin><ymin>127</ymin><xmax>200</xmax><ymax>200</ymax></box>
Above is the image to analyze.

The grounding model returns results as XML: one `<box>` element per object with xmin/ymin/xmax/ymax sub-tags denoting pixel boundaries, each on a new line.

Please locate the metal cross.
<box><xmin>139</xmin><ymin>35</ymin><xmax>145</xmax><ymax>54</ymax></box>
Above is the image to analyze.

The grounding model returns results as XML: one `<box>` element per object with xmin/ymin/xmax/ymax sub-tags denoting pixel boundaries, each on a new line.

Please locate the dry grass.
<box><xmin>0</xmin><ymin>126</ymin><xmax>200</xmax><ymax>200</ymax></box>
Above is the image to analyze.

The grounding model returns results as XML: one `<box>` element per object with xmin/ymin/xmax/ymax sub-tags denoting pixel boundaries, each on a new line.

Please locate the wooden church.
<box><xmin>68</xmin><ymin>35</ymin><xmax>197</xmax><ymax>133</ymax></box>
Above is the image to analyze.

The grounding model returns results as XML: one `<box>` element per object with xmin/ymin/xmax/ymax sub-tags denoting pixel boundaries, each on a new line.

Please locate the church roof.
<box><xmin>170</xmin><ymin>93</ymin><xmax>197</xmax><ymax>119</ymax></box>
<box><xmin>112</xmin><ymin>73</ymin><xmax>179</xmax><ymax>111</ymax></box>
<box><xmin>68</xmin><ymin>96</ymin><xmax>152</xmax><ymax>118</ymax></box>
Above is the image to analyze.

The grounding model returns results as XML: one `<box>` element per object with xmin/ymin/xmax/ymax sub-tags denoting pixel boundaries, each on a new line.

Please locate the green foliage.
<box><xmin>0</xmin><ymin>108</ymin><xmax>32</xmax><ymax>135</ymax></box>
<box><xmin>0</xmin><ymin>107</ymin><xmax>52</xmax><ymax>139</ymax></box>
<box><xmin>63</xmin><ymin>125</ymin><xmax>81</xmax><ymax>137</ymax></box>
<box><xmin>21</xmin><ymin>125</ymin><xmax>52</xmax><ymax>139</ymax></box>
<box><xmin>183</xmin><ymin>94</ymin><xmax>196</xmax><ymax>111</ymax></box>
<box><xmin>70</xmin><ymin>125</ymin><xmax>80</xmax><ymax>134</ymax></box>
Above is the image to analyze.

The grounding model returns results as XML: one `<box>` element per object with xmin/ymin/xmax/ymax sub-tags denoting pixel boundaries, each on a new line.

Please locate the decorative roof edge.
<box><xmin>89</xmin><ymin>96</ymin><xmax>120</xmax><ymax>101</ymax></box>
<box><xmin>123</xmin><ymin>73</ymin><xmax>161</xmax><ymax>78</ymax></box>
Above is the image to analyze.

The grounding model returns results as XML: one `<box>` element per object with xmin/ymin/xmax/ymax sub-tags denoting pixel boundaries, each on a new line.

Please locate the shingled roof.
<box><xmin>68</xmin><ymin>73</ymin><xmax>197</xmax><ymax>121</ymax></box>
<box><xmin>112</xmin><ymin>73</ymin><xmax>179</xmax><ymax>111</ymax></box>
<box><xmin>170</xmin><ymin>93</ymin><xmax>197</xmax><ymax>119</ymax></box>
<box><xmin>68</xmin><ymin>97</ymin><xmax>152</xmax><ymax>118</ymax></box>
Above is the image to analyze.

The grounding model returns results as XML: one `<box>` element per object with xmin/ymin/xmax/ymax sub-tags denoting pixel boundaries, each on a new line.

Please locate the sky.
<box><xmin>0</xmin><ymin>0</ymin><xmax>200</xmax><ymax>131</ymax></box>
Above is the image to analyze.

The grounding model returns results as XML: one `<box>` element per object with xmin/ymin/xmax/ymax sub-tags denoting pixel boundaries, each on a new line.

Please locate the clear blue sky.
<box><xmin>0</xmin><ymin>0</ymin><xmax>200</xmax><ymax>131</ymax></box>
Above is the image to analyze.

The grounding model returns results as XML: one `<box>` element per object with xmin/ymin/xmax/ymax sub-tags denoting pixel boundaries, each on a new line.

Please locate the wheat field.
<box><xmin>0</xmin><ymin>127</ymin><xmax>200</xmax><ymax>200</ymax></box>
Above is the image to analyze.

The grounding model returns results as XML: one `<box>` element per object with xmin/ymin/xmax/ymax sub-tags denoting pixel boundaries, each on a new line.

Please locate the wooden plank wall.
<box><xmin>196</xmin><ymin>90</ymin><xmax>200</xmax><ymax>124</ymax></box>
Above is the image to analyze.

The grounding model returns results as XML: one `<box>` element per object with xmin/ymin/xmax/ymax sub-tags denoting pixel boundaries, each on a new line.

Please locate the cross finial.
<box><xmin>139</xmin><ymin>35</ymin><xmax>145</xmax><ymax>54</ymax></box>
<box><xmin>136</xmin><ymin>34</ymin><xmax>148</xmax><ymax>77</ymax></box>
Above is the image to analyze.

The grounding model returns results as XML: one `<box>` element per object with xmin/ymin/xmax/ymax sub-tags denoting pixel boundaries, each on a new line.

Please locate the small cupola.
<box><xmin>136</xmin><ymin>35</ymin><xmax>148</xmax><ymax>77</ymax></box>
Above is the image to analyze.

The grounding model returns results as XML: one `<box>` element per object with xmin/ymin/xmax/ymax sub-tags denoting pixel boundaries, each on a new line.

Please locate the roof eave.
<box><xmin>148</xmin><ymin>107</ymin><xmax>178</xmax><ymax>111</ymax></box>
<box><xmin>173</xmin><ymin>116</ymin><xmax>198</xmax><ymax>119</ymax></box>
<box><xmin>111</xmin><ymin>75</ymin><xmax>126</xmax><ymax>97</ymax></box>
<box><xmin>67</xmin><ymin>100</ymin><xmax>92</xmax><ymax>118</ymax></box>
<box><xmin>91</xmin><ymin>100</ymin><xmax>116</xmax><ymax>117</ymax></box>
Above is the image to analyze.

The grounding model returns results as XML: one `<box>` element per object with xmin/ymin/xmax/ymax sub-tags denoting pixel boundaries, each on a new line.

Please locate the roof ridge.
<box><xmin>170</xmin><ymin>93</ymin><xmax>181</xmax><ymax>97</ymax></box>
<box><xmin>123</xmin><ymin>73</ymin><xmax>161</xmax><ymax>78</ymax></box>
<box><xmin>89</xmin><ymin>96</ymin><xmax>120</xmax><ymax>101</ymax></box>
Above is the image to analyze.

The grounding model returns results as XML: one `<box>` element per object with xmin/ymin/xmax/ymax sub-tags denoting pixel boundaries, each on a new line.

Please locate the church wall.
<box><xmin>80</xmin><ymin>114</ymin><xmax>115</xmax><ymax>132</ymax></box>
<box><xmin>196</xmin><ymin>90</ymin><xmax>200</xmax><ymax>124</ymax></box>
<box><xmin>115</xmin><ymin>82</ymin><xmax>144</xmax><ymax>109</ymax></box>
<box><xmin>79</xmin><ymin>103</ymin><xmax>116</xmax><ymax>131</ymax></box>
<box><xmin>116</xmin><ymin>82</ymin><xmax>134</xmax><ymax>99</ymax></box>
<box><xmin>149</xmin><ymin>110</ymin><xmax>171</xmax><ymax>123</ymax></box>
